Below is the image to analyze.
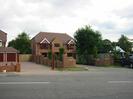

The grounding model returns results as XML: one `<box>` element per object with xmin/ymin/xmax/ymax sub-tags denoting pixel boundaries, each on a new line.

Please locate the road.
<box><xmin>0</xmin><ymin>67</ymin><xmax>133</xmax><ymax>99</ymax></box>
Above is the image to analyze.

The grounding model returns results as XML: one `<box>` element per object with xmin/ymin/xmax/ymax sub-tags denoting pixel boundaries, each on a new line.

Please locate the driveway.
<box><xmin>20</xmin><ymin>62</ymin><xmax>58</xmax><ymax>75</ymax></box>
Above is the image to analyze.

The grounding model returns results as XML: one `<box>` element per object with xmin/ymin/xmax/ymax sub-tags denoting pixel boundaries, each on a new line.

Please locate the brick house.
<box><xmin>0</xmin><ymin>30</ymin><xmax>20</xmax><ymax>72</ymax></box>
<box><xmin>31</xmin><ymin>32</ymin><xmax>76</xmax><ymax>67</ymax></box>
<box><xmin>0</xmin><ymin>30</ymin><xmax>7</xmax><ymax>47</ymax></box>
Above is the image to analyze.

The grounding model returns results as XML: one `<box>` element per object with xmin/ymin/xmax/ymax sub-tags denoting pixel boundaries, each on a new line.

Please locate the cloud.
<box><xmin>113</xmin><ymin>4</ymin><xmax>133</xmax><ymax>19</ymax></box>
<box><xmin>0</xmin><ymin>0</ymin><xmax>133</xmax><ymax>42</ymax></box>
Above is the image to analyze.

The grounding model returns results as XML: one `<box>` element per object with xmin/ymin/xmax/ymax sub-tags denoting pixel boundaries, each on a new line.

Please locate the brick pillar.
<box><xmin>16</xmin><ymin>54</ymin><xmax>20</xmax><ymax>72</ymax></box>
<box><xmin>15</xmin><ymin>63</ymin><xmax>20</xmax><ymax>72</ymax></box>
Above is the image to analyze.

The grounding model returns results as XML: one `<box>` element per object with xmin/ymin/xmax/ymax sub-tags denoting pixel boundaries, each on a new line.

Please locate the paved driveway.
<box><xmin>20</xmin><ymin>62</ymin><xmax>57</xmax><ymax>75</ymax></box>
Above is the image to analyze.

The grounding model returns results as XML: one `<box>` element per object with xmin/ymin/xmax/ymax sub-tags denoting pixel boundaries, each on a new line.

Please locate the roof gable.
<box><xmin>40</xmin><ymin>38</ymin><xmax>50</xmax><ymax>44</ymax></box>
<box><xmin>68</xmin><ymin>39</ymin><xmax>75</xmax><ymax>44</ymax></box>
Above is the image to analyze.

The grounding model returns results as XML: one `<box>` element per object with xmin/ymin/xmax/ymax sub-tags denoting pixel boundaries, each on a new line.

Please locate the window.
<box><xmin>67</xmin><ymin>44</ymin><xmax>75</xmax><ymax>50</ymax></box>
<box><xmin>54</xmin><ymin>43</ymin><xmax>60</xmax><ymax>47</ymax></box>
<box><xmin>40</xmin><ymin>43</ymin><xmax>49</xmax><ymax>49</ymax></box>
<box><xmin>42</xmin><ymin>53</ymin><xmax>47</xmax><ymax>57</ymax></box>
<box><xmin>67</xmin><ymin>53</ymin><xmax>73</xmax><ymax>57</ymax></box>
<box><xmin>0</xmin><ymin>40</ymin><xmax>2</xmax><ymax>47</ymax></box>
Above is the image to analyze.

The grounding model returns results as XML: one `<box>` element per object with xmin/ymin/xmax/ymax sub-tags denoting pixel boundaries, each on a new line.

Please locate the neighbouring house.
<box><xmin>115</xmin><ymin>46</ymin><xmax>125</xmax><ymax>58</ymax></box>
<box><xmin>31</xmin><ymin>32</ymin><xmax>76</xmax><ymax>67</ymax></box>
<box><xmin>0</xmin><ymin>30</ymin><xmax>7</xmax><ymax>47</ymax></box>
<box><xmin>0</xmin><ymin>30</ymin><xmax>20</xmax><ymax>72</ymax></box>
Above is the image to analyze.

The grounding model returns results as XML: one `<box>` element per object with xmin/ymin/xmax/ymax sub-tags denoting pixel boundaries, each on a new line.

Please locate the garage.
<box><xmin>0</xmin><ymin>53</ymin><xmax>3</xmax><ymax>62</ymax></box>
<box><xmin>0</xmin><ymin>47</ymin><xmax>20</xmax><ymax>72</ymax></box>
<box><xmin>7</xmin><ymin>53</ymin><xmax>16</xmax><ymax>62</ymax></box>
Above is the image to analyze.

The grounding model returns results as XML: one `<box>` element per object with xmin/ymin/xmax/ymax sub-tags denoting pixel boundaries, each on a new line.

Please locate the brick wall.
<box><xmin>0</xmin><ymin>63</ymin><xmax>20</xmax><ymax>72</ymax></box>
<box><xmin>32</xmin><ymin>55</ymin><xmax>76</xmax><ymax>68</ymax></box>
<box><xmin>63</xmin><ymin>54</ymin><xmax>76</xmax><ymax>67</ymax></box>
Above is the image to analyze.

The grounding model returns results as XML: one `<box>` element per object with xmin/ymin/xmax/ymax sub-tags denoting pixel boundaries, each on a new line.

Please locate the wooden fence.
<box><xmin>19</xmin><ymin>54</ymin><xmax>32</xmax><ymax>62</ymax></box>
<box><xmin>95</xmin><ymin>54</ymin><xmax>114</xmax><ymax>66</ymax></box>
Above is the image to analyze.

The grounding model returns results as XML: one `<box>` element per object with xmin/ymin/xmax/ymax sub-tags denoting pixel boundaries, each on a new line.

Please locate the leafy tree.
<box><xmin>100</xmin><ymin>39</ymin><xmax>113</xmax><ymax>53</ymax></box>
<box><xmin>112</xmin><ymin>42</ymin><xmax>118</xmax><ymax>48</ymax></box>
<box><xmin>93</xmin><ymin>46</ymin><xmax>98</xmax><ymax>58</ymax></box>
<box><xmin>118</xmin><ymin>35</ymin><xmax>132</xmax><ymax>53</ymax></box>
<box><xmin>74</xmin><ymin>25</ymin><xmax>102</xmax><ymax>64</ymax></box>
<box><xmin>8</xmin><ymin>32</ymin><xmax>31</xmax><ymax>54</ymax></box>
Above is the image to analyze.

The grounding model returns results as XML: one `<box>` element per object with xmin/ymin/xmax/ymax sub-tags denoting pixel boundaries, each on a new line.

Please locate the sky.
<box><xmin>0</xmin><ymin>0</ymin><xmax>133</xmax><ymax>42</ymax></box>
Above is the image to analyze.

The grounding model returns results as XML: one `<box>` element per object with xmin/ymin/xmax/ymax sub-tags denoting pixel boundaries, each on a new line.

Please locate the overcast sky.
<box><xmin>0</xmin><ymin>0</ymin><xmax>133</xmax><ymax>42</ymax></box>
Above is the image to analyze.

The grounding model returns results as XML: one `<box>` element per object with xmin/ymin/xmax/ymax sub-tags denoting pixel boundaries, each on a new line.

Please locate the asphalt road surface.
<box><xmin>0</xmin><ymin>67</ymin><xmax>133</xmax><ymax>99</ymax></box>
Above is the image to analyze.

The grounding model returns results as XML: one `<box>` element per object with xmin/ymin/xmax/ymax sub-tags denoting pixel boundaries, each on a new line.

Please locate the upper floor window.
<box><xmin>54</xmin><ymin>43</ymin><xmax>60</xmax><ymax>47</ymax></box>
<box><xmin>0</xmin><ymin>40</ymin><xmax>2</xmax><ymax>47</ymax></box>
<box><xmin>67</xmin><ymin>44</ymin><xmax>75</xmax><ymax>50</ymax></box>
<box><xmin>40</xmin><ymin>43</ymin><xmax>49</xmax><ymax>49</ymax></box>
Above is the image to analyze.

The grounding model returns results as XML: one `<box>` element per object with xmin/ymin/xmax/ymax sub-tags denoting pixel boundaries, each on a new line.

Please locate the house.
<box><xmin>31</xmin><ymin>32</ymin><xmax>76</xmax><ymax>67</ymax></box>
<box><xmin>0</xmin><ymin>30</ymin><xmax>7</xmax><ymax>47</ymax></box>
<box><xmin>0</xmin><ymin>30</ymin><xmax>20</xmax><ymax>72</ymax></box>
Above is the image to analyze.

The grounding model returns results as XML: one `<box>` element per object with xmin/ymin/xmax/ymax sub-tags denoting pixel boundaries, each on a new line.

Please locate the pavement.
<box><xmin>0</xmin><ymin>62</ymin><xmax>133</xmax><ymax>99</ymax></box>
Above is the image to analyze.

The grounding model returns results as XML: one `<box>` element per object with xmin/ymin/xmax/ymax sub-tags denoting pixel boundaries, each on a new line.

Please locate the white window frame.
<box><xmin>68</xmin><ymin>39</ymin><xmax>75</xmax><ymax>44</ymax></box>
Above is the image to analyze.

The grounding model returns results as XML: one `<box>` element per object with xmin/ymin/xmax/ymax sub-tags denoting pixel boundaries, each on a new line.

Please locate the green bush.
<box><xmin>59</xmin><ymin>48</ymin><xmax>64</xmax><ymax>61</ymax></box>
<box><xmin>48</xmin><ymin>50</ymin><xmax>52</xmax><ymax>60</ymax></box>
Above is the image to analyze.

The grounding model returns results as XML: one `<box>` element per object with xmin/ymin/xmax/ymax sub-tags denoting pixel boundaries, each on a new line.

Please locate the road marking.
<box><xmin>0</xmin><ymin>82</ymin><xmax>50</xmax><ymax>85</ymax></box>
<box><xmin>108</xmin><ymin>81</ymin><xmax>133</xmax><ymax>84</ymax></box>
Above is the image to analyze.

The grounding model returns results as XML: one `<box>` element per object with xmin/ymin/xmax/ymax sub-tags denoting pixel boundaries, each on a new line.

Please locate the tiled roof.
<box><xmin>32</xmin><ymin>32</ymin><xmax>73</xmax><ymax>44</ymax></box>
<box><xmin>0</xmin><ymin>47</ymin><xmax>19</xmax><ymax>53</ymax></box>
<box><xmin>0</xmin><ymin>30</ymin><xmax>7</xmax><ymax>42</ymax></box>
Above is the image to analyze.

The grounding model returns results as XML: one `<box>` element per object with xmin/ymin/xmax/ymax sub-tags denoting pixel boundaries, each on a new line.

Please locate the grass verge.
<box><xmin>56</xmin><ymin>66</ymin><xmax>88</xmax><ymax>71</ymax></box>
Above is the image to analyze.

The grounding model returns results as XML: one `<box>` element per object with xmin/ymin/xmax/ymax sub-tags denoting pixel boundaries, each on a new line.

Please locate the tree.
<box><xmin>100</xmin><ymin>39</ymin><xmax>113</xmax><ymax>53</ymax></box>
<box><xmin>8</xmin><ymin>32</ymin><xmax>31</xmax><ymax>54</ymax></box>
<box><xmin>74</xmin><ymin>25</ymin><xmax>102</xmax><ymax>64</ymax></box>
<box><xmin>118</xmin><ymin>35</ymin><xmax>132</xmax><ymax>53</ymax></box>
